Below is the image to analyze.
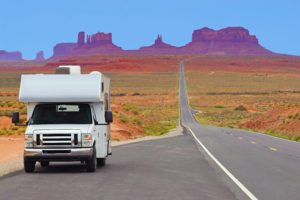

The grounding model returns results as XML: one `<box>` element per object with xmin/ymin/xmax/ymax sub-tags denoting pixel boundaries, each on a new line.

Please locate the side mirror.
<box><xmin>105</xmin><ymin>111</ymin><xmax>113</xmax><ymax>124</ymax></box>
<box><xmin>12</xmin><ymin>112</ymin><xmax>20</xmax><ymax>124</ymax></box>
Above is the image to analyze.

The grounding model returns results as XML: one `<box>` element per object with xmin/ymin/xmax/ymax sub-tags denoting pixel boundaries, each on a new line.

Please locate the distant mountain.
<box><xmin>137</xmin><ymin>35</ymin><xmax>178</xmax><ymax>54</ymax></box>
<box><xmin>53</xmin><ymin>43</ymin><xmax>77</xmax><ymax>58</ymax></box>
<box><xmin>53</xmin><ymin>32</ymin><xmax>122</xmax><ymax>58</ymax></box>
<box><xmin>0</xmin><ymin>27</ymin><xmax>281</xmax><ymax>61</ymax></box>
<box><xmin>179</xmin><ymin>27</ymin><xmax>272</xmax><ymax>55</ymax></box>
<box><xmin>50</xmin><ymin>27</ymin><xmax>276</xmax><ymax>58</ymax></box>
<box><xmin>35</xmin><ymin>51</ymin><xmax>45</xmax><ymax>61</ymax></box>
<box><xmin>0</xmin><ymin>50</ymin><xmax>22</xmax><ymax>61</ymax></box>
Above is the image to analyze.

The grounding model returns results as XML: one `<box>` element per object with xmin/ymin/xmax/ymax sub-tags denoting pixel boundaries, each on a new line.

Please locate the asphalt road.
<box><xmin>0</xmin><ymin>62</ymin><xmax>299</xmax><ymax>200</ymax></box>
<box><xmin>179</xmin><ymin>61</ymin><xmax>300</xmax><ymax>200</ymax></box>
<box><xmin>0</xmin><ymin>135</ymin><xmax>238</xmax><ymax>200</ymax></box>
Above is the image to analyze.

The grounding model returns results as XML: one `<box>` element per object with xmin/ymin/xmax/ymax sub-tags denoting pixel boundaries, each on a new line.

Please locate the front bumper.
<box><xmin>24</xmin><ymin>148</ymin><xmax>93</xmax><ymax>161</ymax></box>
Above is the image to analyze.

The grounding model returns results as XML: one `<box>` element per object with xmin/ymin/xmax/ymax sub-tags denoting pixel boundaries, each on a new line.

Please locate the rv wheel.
<box><xmin>86</xmin><ymin>147</ymin><xmax>97</xmax><ymax>172</ymax></box>
<box><xmin>24</xmin><ymin>157</ymin><xmax>36</xmax><ymax>173</ymax></box>
<box><xmin>97</xmin><ymin>158</ymin><xmax>106</xmax><ymax>167</ymax></box>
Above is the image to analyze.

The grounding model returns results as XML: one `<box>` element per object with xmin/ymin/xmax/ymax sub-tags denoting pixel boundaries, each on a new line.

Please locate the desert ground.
<box><xmin>185</xmin><ymin>56</ymin><xmax>300</xmax><ymax>141</ymax></box>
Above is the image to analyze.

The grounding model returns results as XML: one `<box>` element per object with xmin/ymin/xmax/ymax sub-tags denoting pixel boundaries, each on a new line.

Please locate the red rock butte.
<box><xmin>180</xmin><ymin>27</ymin><xmax>272</xmax><ymax>55</ymax></box>
<box><xmin>35</xmin><ymin>51</ymin><xmax>45</xmax><ymax>61</ymax></box>
<box><xmin>53</xmin><ymin>32</ymin><xmax>122</xmax><ymax>58</ymax></box>
<box><xmin>0</xmin><ymin>26</ymin><xmax>279</xmax><ymax>60</ymax></box>
<box><xmin>192</xmin><ymin>27</ymin><xmax>258</xmax><ymax>43</ymax></box>
<box><xmin>51</xmin><ymin>27</ymin><xmax>275</xmax><ymax>58</ymax></box>
<box><xmin>138</xmin><ymin>35</ymin><xmax>177</xmax><ymax>54</ymax></box>
<box><xmin>0</xmin><ymin>50</ymin><xmax>22</xmax><ymax>61</ymax></box>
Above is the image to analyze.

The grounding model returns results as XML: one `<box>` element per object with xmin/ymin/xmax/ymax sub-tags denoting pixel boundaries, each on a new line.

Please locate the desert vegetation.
<box><xmin>109</xmin><ymin>71</ymin><xmax>179</xmax><ymax>140</ymax></box>
<box><xmin>0</xmin><ymin>56</ymin><xmax>180</xmax><ymax>140</ymax></box>
<box><xmin>185</xmin><ymin>56</ymin><xmax>300</xmax><ymax>141</ymax></box>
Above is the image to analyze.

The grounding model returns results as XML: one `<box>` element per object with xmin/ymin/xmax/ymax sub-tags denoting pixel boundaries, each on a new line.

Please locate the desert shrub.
<box><xmin>0</xmin><ymin>101</ymin><xmax>5</xmax><ymax>107</ymax></box>
<box><xmin>288</xmin><ymin>113</ymin><xmax>300</xmax><ymax>120</ymax></box>
<box><xmin>234</xmin><ymin>105</ymin><xmax>247</xmax><ymax>111</ymax></box>
<box><xmin>17</xmin><ymin>126</ymin><xmax>26</xmax><ymax>132</ymax></box>
<box><xmin>20</xmin><ymin>108</ymin><xmax>27</xmax><ymax>115</ymax></box>
<box><xmin>119</xmin><ymin>113</ymin><xmax>129</xmax><ymax>124</ymax></box>
<box><xmin>0</xmin><ymin>129</ymin><xmax>6</xmax><ymax>135</ymax></box>
<box><xmin>6</xmin><ymin>101</ymin><xmax>14</xmax><ymax>107</ymax></box>
<box><xmin>112</xmin><ymin>93</ymin><xmax>126</xmax><ymax>97</ymax></box>
<box><xmin>131</xmin><ymin>92</ymin><xmax>142</xmax><ymax>96</ymax></box>
<box><xmin>132</xmin><ymin>117</ymin><xmax>143</xmax><ymax>126</ymax></box>
<box><xmin>0</xmin><ymin>110</ymin><xmax>14</xmax><ymax>116</ymax></box>
<box><xmin>215</xmin><ymin>105</ymin><xmax>224</xmax><ymax>109</ymax></box>
<box><xmin>123</xmin><ymin>104</ymin><xmax>139</xmax><ymax>115</ymax></box>
<box><xmin>144</xmin><ymin>120</ymin><xmax>177</xmax><ymax>136</ymax></box>
<box><xmin>291</xmin><ymin>135</ymin><xmax>300</xmax><ymax>141</ymax></box>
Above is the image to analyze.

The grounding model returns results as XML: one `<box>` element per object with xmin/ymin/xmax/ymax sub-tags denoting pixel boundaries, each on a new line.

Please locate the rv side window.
<box><xmin>30</xmin><ymin>103</ymin><xmax>92</xmax><ymax>124</ymax></box>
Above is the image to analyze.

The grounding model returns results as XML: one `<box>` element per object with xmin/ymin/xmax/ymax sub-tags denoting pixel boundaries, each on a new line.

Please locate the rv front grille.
<box><xmin>38</xmin><ymin>133</ymin><xmax>78</xmax><ymax>147</ymax></box>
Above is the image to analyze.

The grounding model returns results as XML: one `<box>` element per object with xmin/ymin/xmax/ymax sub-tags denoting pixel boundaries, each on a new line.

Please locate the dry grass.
<box><xmin>109</xmin><ymin>72</ymin><xmax>179</xmax><ymax>138</ymax></box>
<box><xmin>185</xmin><ymin>56</ymin><xmax>300</xmax><ymax>141</ymax></box>
<box><xmin>0</xmin><ymin>56</ymin><xmax>180</xmax><ymax>139</ymax></box>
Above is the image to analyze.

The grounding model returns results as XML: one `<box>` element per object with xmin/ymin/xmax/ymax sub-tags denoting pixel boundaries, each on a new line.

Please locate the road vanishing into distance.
<box><xmin>179</xmin><ymin>61</ymin><xmax>300</xmax><ymax>200</ymax></box>
<box><xmin>0</xmin><ymin>62</ymin><xmax>299</xmax><ymax>200</ymax></box>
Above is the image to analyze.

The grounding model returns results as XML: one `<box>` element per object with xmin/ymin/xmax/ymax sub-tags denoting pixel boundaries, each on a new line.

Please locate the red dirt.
<box><xmin>0</xmin><ymin>116</ymin><xmax>11</xmax><ymax>128</ymax></box>
<box><xmin>0</xmin><ymin>135</ymin><xmax>23</xmax><ymax>164</ymax></box>
<box><xmin>241</xmin><ymin>106</ymin><xmax>300</xmax><ymax>136</ymax></box>
<box><xmin>111</xmin><ymin>123</ymin><xmax>143</xmax><ymax>141</ymax></box>
<box><xmin>186</xmin><ymin>56</ymin><xmax>300</xmax><ymax>74</ymax></box>
<box><xmin>110</xmin><ymin>103</ymin><xmax>144</xmax><ymax>141</ymax></box>
<box><xmin>0</xmin><ymin>55</ymin><xmax>183</xmax><ymax>74</ymax></box>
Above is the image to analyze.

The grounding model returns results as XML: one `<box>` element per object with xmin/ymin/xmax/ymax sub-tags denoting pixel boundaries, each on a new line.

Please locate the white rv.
<box><xmin>12</xmin><ymin>66</ymin><xmax>112</xmax><ymax>173</ymax></box>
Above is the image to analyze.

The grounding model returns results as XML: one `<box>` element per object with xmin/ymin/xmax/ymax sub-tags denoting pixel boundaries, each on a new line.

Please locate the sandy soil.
<box><xmin>0</xmin><ymin>135</ymin><xmax>24</xmax><ymax>164</ymax></box>
<box><xmin>0</xmin><ymin>116</ymin><xmax>11</xmax><ymax>128</ymax></box>
<box><xmin>241</xmin><ymin>106</ymin><xmax>300</xmax><ymax>136</ymax></box>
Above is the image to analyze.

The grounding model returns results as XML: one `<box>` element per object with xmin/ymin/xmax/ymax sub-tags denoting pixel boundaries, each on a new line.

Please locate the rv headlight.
<box><xmin>25</xmin><ymin>134</ymin><xmax>34</xmax><ymax>148</ymax></box>
<box><xmin>82</xmin><ymin>133</ymin><xmax>93</xmax><ymax>147</ymax></box>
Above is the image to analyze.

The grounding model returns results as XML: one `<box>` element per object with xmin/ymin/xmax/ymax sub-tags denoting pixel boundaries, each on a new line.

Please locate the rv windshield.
<box><xmin>29</xmin><ymin>103</ymin><xmax>92</xmax><ymax>124</ymax></box>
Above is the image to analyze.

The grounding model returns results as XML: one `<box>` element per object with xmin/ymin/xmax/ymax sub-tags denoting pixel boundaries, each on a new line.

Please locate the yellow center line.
<box><xmin>250</xmin><ymin>141</ymin><xmax>256</xmax><ymax>144</ymax></box>
<box><xmin>268</xmin><ymin>147</ymin><xmax>277</xmax><ymax>151</ymax></box>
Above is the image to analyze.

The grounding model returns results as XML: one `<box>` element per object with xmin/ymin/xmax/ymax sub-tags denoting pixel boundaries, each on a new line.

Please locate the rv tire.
<box><xmin>86</xmin><ymin>147</ymin><xmax>97</xmax><ymax>172</ymax></box>
<box><xmin>97</xmin><ymin>158</ymin><xmax>106</xmax><ymax>167</ymax></box>
<box><xmin>24</xmin><ymin>157</ymin><xmax>36</xmax><ymax>173</ymax></box>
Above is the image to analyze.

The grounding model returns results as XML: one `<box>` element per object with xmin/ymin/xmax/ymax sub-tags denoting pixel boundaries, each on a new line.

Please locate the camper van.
<box><xmin>12</xmin><ymin>65</ymin><xmax>112</xmax><ymax>173</ymax></box>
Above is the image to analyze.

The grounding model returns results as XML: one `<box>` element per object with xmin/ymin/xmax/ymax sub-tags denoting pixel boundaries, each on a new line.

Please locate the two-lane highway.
<box><xmin>0</xmin><ymin>134</ymin><xmax>238</xmax><ymax>200</ymax></box>
<box><xmin>180</xmin><ymin>61</ymin><xmax>300</xmax><ymax>200</ymax></box>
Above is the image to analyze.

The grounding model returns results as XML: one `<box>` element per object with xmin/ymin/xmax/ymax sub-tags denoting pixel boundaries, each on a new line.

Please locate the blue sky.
<box><xmin>0</xmin><ymin>0</ymin><xmax>299</xmax><ymax>59</ymax></box>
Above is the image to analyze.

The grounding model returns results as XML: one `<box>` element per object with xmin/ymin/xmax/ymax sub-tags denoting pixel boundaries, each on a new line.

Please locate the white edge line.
<box><xmin>187</xmin><ymin>126</ymin><xmax>259</xmax><ymax>200</ymax></box>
